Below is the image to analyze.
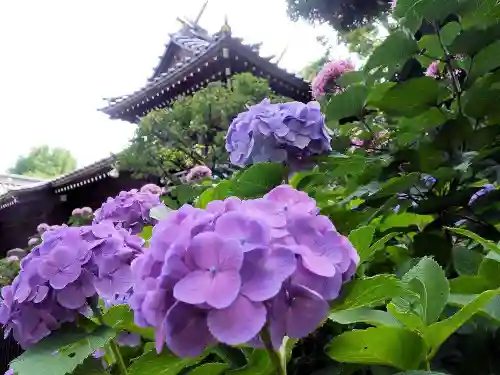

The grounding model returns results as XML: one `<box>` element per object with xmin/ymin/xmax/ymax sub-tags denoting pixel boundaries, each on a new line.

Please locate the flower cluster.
<box><xmin>140</xmin><ymin>184</ymin><xmax>163</xmax><ymax>195</ymax></box>
<box><xmin>311</xmin><ymin>59</ymin><xmax>355</xmax><ymax>99</ymax></box>
<box><xmin>469</xmin><ymin>184</ymin><xmax>495</xmax><ymax>206</ymax></box>
<box><xmin>185</xmin><ymin>166</ymin><xmax>212</xmax><ymax>184</ymax></box>
<box><xmin>130</xmin><ymin>185</ymin><xmax>358</xmax><ymax>358</ymax></box>
<box><xmin>0</xmin><ymin>224</ymin><xmax>144</xmax><ymax>348</ymax></box>
<box><xmin>93</xmin><ymin>189</ymin><xmax>161</xmax><ymax>234</ymax></box>
<box><xmin>425</xmin><ymin>61</ymin><xmax>440</xmax><ymax>78</ymax></box>
<box><xmin>226</xmin><ymin>100</ymin><xmax>332</xmax><ymax>167</ymax></box>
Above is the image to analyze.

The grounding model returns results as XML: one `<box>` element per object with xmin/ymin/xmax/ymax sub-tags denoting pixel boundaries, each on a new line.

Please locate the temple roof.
<box><xmin>100</xmin><ymin>22</ymin><xmax>311</xmax><ymax>123</ymax></box>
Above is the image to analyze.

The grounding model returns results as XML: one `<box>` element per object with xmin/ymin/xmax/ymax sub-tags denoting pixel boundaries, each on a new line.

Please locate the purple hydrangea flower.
<box><xmin>93</xmin><ymin>189</ymin><xmax>161</xmax><ymax>234</ymax></box>
<box><xmin>185</xmin><ymin>166</ymin><xmax>212</xmax><ymax>184</ymax></box>
<box><xmin>425</xmin><ymin>61</ymin><xmax>440</xmax><ymax>78</ymax></box>
<box><xmin>311</xmin><ymin>60</ymin><xmax>355</xmax><ymax>99</ymax></box>
<box><xmin>4</xmin><ymin>368</ymin><xmax>14</xmax><ymax>375</ymax></box>
<box><xmin>130</xmin><ymin>185</ymin><xmax>358</xmax><ymax>358</ymax></box>
<box><xmin>0</xmin><ymin>224</ymin><xmax>144</xmax><ymax>348</ymax></box>
<box><xmin>469</xmin><ymin>184</ymin><xmax>495</xmax><ymax>206</ymax></box>
<box><xmin>226</xmin><ymin>100</ymin><xmax>331</xmax><ymax>167</ymax></box>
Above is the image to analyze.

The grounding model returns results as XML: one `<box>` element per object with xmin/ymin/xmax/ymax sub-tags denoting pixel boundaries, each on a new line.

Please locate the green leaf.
<box><xmin>72</xmin><ymin>359</ymin><xmax>108</xmax><ymax>375</ymax></box>
<box><xmin>363</xmin><ymin>233</ymin><xmax>398</xmax><ymax>263</ymax></box>
<box><xmin>232</xmin><ymin>163</ymin><xmax>284</xmax><ymax>199</ymax></box>
<box><xmin>453</xmin><ymin>246</ymin><xmax>483</xmax><ymax>275</ymax></box>
<box><xmin>402</xmin><ymin>257</ymin><xmax>450</xmax><ymax>325</ymax></box>
<box><xmin>331</xmin><ymin>275</ymin><xmax>411</xmax><ymax>311</ymax></box>
<box><xmin>440</xmin><ymin>21</ymin><xmax>462</xmax><ymax>46</ymax></box>
<box><xmin>329</xmin><ymin>308</ymin><xmax>401</xmax><ymax>327</ymax></box>
<box><xmin>379</xmin><ymin>213</ymin><xmax>434</xmax><ymax>232</ymax></box>
<box><xmin>348</xmin><ymin>226</ymin><xmax>375</xmax><ymax>262</ymax></box>
<box><xmin>11</xmin><ymin>326</ymin><xmax>116</xmax><ymax>375</ymax></box>
<box><xmin>102</xmin><ymin>305</ymin><xmax>154</xmax><ymax>340</ymax></box>
<box><xmin>326</xmin><ymin>327</ymin><xmax>426</xmax><ymax>371</ymax></box>
<box><xmin>445</xmin><ymin>227</ymin><xmax>500</xmax><ymax>253</ymax></box>
<box><xmin>395</xmin><ymin>0</ymin><xmax>463</xmax><ymax>22</ymax></box>
<box><xmin>448</xmin><ymin>294</ymin><xmax>500</xmax><ymax>324</ymax></box>
<box><xmin>387</xmin><ymin>300</ymin><xmax>426</xmax><ymax>332</ymax></box>
<box><xmin>139</xmin><ymin>226</ymin><xmax>153</xmax><ymax>243</ymax></box>
<box><xmin>373</xmin><ymin>173</ymin><xmax>421</xmax><ymax>199</ymax></box>
<box><xmin>370</xmin><ymin>78</ymin><xmax>440</xmax><ymax>116</ymax></box>
<box><xmin>172</xmin><ymin>185</ymin><xmax>198</xmax><ymax>205</ymax></box>
<box><xmin>196</xmin><ymin>180</ymin><xmax>232</xmax><ymax>208</ymax></box>
<box><xmin>325</xmin><ymin>84</ymin><xmax>367</xmax><ymax>121</ymax></box>
<box><xmin>395</xmin><ymin>372</ymin><xmax>449</xmax><ymax>375</ymax></box>
<box><xmin>449</xmin><ymin>275</ymin><xmax>492</xmax><ymax>294</ymax></box>
<box><xmin>478</xmin><ymin>252</ymin><xmax>500</xmax><ymax>287</ymax></box>
<box><xmin>365</xmin><ymin>30</ymin><xmax>419</xmax><ymax>78</ymax></box>
<box><xmin>469</xmin><ymin>40</ymin><xmax>500</xmax><ymax>83</ymax></box>
<box><xmin>188</xmin><ymin>363</ymin><xmax>229</xmax><ymax>375</ymax></box>
<box><xmin>127</xmin><ymin>350</ymin><xmax>205</xmax><ymax>375</ymax></box>
<box><xmin>424</xmin><ymin>289</ymin><xmax>500</xmax><ymax>357</ymax></box>
<box><xmin>227</xmin><ymin>350</ymin><xmax>272</xmax><ymax>375</ymax></box>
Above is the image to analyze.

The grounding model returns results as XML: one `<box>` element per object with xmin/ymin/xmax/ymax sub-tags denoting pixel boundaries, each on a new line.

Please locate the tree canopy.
<box><xmin>8</xmin><ymin>145</ymin><xmax>77</xmax><ymax>178</ymax></box>
<box><xmin>286</xmin><ymin>0</ymin><xmax>392</xmax><ymax>31</ymax></box>
<box><xmin>119</xmin><ymin>73</ymin><xmax>288</xmax><ymax>181</ymax></box>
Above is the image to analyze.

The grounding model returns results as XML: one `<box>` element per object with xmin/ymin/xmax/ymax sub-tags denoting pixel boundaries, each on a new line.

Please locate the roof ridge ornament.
<box><xmin>220</xmin><ymin>14</ymin><xmax>231</xmax><ymax>35</ymax></box>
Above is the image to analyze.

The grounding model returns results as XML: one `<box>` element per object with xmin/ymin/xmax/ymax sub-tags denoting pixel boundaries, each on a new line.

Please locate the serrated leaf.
<box><xmin>329</xmin><ymin>308</ymin><xmax>401</xmax><ymax>327</ymax></box>
<box><xmin>387</xmin><ymin>300</ymin><xmax>426</xmax><ymax>332</ymax></box>
<box><xmin>348</xmin><ymin>226</ymin><xmax>375</xmax><ymax>262</ymax></box>
<box><xmin>331</xmin><ymin>275</ymin><xmax>410</xmax><ymax>311</ymax></box>
<box><xmin>188</xmin><ymin>363</ymin><xmax>229</xmax><ymax>375</ymax></box>
<box><xmin>446</xmin><ymin>227</ymin><xmax>500</xmax><ymax>254</ymax></box>
<box><xmin>424</xmin><ymin>289</ymin><xmax>500</xmax><ymax>358</ymax></box>
<box><xmin>127</xmin><ymin>350</ymin><xmax>205</xmax><ymax>375</ymax></box>
<box><xmin>402</xmin><ymin>257</ymin><xmax>450</xmax><ymax>325</ymax></box>
<box><xmin>11</xmin><ymin>326</ymin><xmax>116</xmax><ymax>375</ymax></box>
<box><xmin>326</xmin><ymin>327</ymin><xmax>426</xmax><ymax>371</ymax></box>
<box><xmin>232</xmin><ymin>163</ymin><xmax>284</xmax><ymax>199</ymax></box>
<box><xmin>365</xmin><ymin>30</ymin><xmax>419</xmax><ymax>78</ymax></box>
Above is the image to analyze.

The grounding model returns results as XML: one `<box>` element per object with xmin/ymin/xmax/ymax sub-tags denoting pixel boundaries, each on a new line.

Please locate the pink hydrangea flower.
<box><xmin>425</xmin><ymin>61</ymin><xmax>440</xmax><ymax>78</ymax></box>
<box><xmin>28</xmin><ymin>238</ymin><xmax>39</xmax><ymax>247</ymax></box>
<box><xmin>72</xmin><ymin>208</ymin><xmax>83</xmax><ymax>216</ymax></box>
<box><xmin>81</xmin><ymin>207</ymin><xmax>93</xmax><ymax>216</ymax></box>
<box><xmin>37</xmin><ymin>223</ymin><xmax>49</xmax><ymax>235</ymax></box>
<box><xmin>185</xmin><ymin>166</ymin><xmax>212</xmax><ymax>184</ymax></box>
<box><xmin>140</xmin><ymin>184</ymin><xmax>162</xmax><ymax>195</ymax></box>
<box><xmin>311</xmin><ymin>60</ymin><xmax>355</xmax><ymax>99</ymax></box>
<box><xmin>390</xmin><ymin>0</ymin><xmax>397</xmax><ymax>10</ymax></box>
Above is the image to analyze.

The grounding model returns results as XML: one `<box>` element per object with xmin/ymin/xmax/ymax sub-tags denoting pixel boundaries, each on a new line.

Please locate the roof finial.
<box><xmin>221</xmin><ymin>14</ymin><xmax>231</xmax><ymax>35</ymax></box>
<box><xmin>194</xmin><ymin>0</ymin><xmax>208</xmax><ymax>26</ymax></box>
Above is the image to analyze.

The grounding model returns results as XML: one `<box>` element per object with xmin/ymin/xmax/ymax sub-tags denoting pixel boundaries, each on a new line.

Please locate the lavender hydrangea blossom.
<box><xmin>93</xmin><ymin>189</ymin><xmax>161</xmax><ymax>234</ymax></box>
<box><xmin>129</xmin><ymin>185</ymin><xmax>358</xmax><ymax>358</ymax></box>
<box><xmin>225</xmin><ymin>100</ymin><xmax>332</xmax><ymax>167</ymax></box>
<box><xmin>185</xmin><ymin>166</ymin><xmax>212</xmax><ymax>184</ymax></box>
<box><xmin>469</xmin><ymin>184</ymin><xmax>495</xmax><ymax>206</ymax></box>
<box><xmin>0</xmin><ymin>224</ymin><xmax>144</xmax><ymax>348</ymax></box>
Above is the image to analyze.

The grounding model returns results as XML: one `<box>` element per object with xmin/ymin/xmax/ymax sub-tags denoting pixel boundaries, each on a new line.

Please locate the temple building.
<box><xmin>0</xmin><ymin>6</ymin><xmax>311</xmax><ymax>253</ymax></box>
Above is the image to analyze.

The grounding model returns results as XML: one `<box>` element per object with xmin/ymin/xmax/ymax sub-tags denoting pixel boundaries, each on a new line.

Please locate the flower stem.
<box><xmin>260</xmin><ymin>328</ymin><xmax>286</xmax><ymax>375</ymax></box>
<box><xmin>109</xmin><ymin>338</ymin><xmax>129</xmax><ymax>375</ymax></box>
<box><xmin>89</xmin><ymin>299</ymin><xmax>128</xmax><ymax>375</ymax></box>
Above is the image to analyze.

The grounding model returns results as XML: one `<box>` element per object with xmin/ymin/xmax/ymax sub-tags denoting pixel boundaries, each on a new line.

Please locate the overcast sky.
<box><xmin>0</xmin><ymin>0</ymin><xmax>351</xmax><ymax>173</ymax></box>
